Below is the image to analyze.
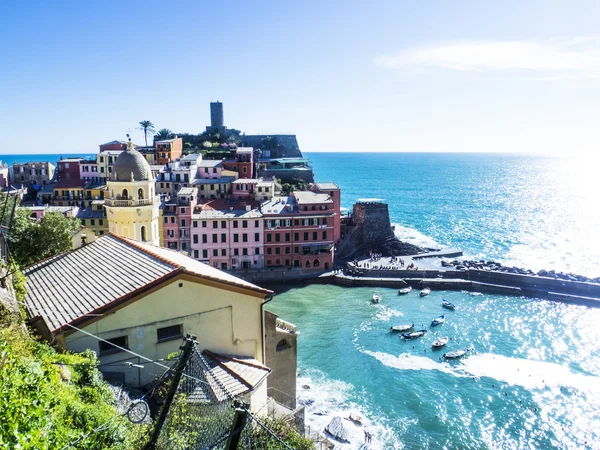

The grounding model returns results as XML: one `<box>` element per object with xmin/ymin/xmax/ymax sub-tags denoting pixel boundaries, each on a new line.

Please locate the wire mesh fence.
<box><xmin>151</xmin><ymin>339</ymin><xmax>304</xmax><ymax>450</ymax></box>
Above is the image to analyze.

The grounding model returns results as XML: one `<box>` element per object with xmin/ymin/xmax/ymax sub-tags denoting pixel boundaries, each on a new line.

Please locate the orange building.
<box><xmin>155</xmin><ymin>137</ymin><xmax>183</xmax><ymax>165</ymax></box>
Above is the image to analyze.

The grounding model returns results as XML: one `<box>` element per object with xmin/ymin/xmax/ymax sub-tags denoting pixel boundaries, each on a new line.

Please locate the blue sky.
<box><xmin>1</xmin><ymin>0</ymin><xmax>599</xmax><ymax>154</ymax></box>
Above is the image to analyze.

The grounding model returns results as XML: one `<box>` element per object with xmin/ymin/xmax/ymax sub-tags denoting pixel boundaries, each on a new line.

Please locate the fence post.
<box><xmin>144</xmin><ymin>334</ymin><xmax>196</xmax><ymax>450</ymax></box>
<box><xmin>226</xmin><ymin>401</ymin><xmax>249</xmax><ymax>450</ymax></box>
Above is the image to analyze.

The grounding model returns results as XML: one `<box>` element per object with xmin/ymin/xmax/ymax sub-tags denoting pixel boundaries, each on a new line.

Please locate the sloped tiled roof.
<box><xmin>183</xmin><ymin>349</ymin><xmax>271</xmax><ymax>403</ymax></box>
<box><xmin>24</xmin><ymin>234</ymin><xmax>272</xmax><ymax>333</ymax></box>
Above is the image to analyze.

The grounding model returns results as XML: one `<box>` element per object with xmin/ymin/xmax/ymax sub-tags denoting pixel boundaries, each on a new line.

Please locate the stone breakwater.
<box><xmin>441</xmin><ymin>259</ymin><xmax>600</xmax><ymax>284</ymax></box>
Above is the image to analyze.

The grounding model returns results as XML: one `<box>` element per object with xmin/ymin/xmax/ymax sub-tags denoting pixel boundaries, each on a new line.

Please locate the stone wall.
<box><xmin>241</xmin><ymin>135</ymin><xmax>303</xmax><ymax>159</ymax></box>
<box><xmin>352</xmin><ymin>202</ymin><xmax>395</xmax><ymax>249</ymax></box>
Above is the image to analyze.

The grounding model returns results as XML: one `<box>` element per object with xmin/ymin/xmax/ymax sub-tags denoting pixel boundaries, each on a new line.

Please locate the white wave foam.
<box><xmin>363</xmin><ymin>350</ymin><xmax>459</xmax><ymax>375</ymax></box>
<box><xmin>296</xmin><ymin>369</ymin><xmax>399</xmax><ymax>449</ymax></box>
<box><xmin>364</xmin><ymin>350</ymin><xmax>600</xmax><ymax>393</ymax></box>
<box><xmin>392</xmin><ymin>223</ymin><xmax>442</xmax><ymax>249</ymax></box>
<box><xmin>461</xmin><ymin>353</ymin><xmax>600</xmax><ymax>392</ymax></box>
<box><xmin>374</xmin><ymin>305</ymin><xmax>404</xmax><ymax>322</ymax></box>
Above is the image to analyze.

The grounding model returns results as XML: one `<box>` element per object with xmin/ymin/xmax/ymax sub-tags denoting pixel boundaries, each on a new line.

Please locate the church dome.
<box><xmin>113</xmin><ymin>141</ymin><xmax>152</xmax><ymax>182</ymax></box>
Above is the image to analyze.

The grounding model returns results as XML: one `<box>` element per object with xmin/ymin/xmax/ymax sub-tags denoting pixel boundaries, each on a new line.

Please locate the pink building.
<box><xmin>262</xmin><ymin>190</ymin><xmax>336</xmax><ymax>271</ymax></box>
<box><xmin>24</xmin><ymin>205</ymin><xmax>79</xmax><ymax>220</ymax></box>
<box><xmin>163</xmin><ymin>187</ymin><xmax>197</xmax><ymax>253</ymax></box>
<box><xmin>197</xmin><ymin>160</ymin><xmax>223</xmax><ymax>179</ymax></box>
<box><xmin>190</xmin><ymin>199</ymin><xmax>264</xmax><ymax>270</ymax></box>
<box><xmin>79</xmin><ymin>159</ymin><xmax>101</xmax><ymax>183</ymax></box>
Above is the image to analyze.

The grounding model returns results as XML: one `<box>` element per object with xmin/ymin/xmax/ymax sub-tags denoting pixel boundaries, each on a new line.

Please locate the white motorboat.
<box><xmin>372</xmin><ymin>293</ymin><xmax>381</xmax><ymax>303</ymax></box>
<box><xmin>444</xmin><ymin>349</ymin><xmax>469</xmax><ymax>359</ymax></box>
<box><xmin>390</xmin><ymin>323</ymin><xmax>414</xmax><ymax>333</ymax></box>
<box><xmin>398</xmin><ymin>286</ymin><xmax>412</xmax><ymax>295</ymax></box>
<box><xmin>432</xmin><ymin>336</ymin><xmax>449</xmax><ymax>348</ymax></box>
<box><xmin>420</xmin><ymin>287</ymin><xmax>431</xmax><ymax>297</ymax></box>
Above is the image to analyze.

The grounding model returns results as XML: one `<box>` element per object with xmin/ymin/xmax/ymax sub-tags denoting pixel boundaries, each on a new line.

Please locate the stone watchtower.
<box><xmin>210</xmin><ymin>101</ymin><xmax>224</xmax><ymax>130</ymax></box>
<box><xmin>352</xmin><ymin>199</ymin><xmax>395</xmax><ymax>250</ymax></box>
<box><xmin>105</xmin><ymin>137</ymin><xmax>161</xmax><ymax>246</ymax></box>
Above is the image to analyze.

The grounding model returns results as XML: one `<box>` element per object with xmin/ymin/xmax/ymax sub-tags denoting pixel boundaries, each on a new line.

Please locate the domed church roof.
<box><xmin>113</xmin><ymin>139</ymin><xmax>152</xmax><ymax>182</ymax></box>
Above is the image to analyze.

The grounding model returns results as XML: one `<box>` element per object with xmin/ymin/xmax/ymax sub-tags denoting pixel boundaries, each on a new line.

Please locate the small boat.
<box><xmin>442</xmin><ymin>300</ymin><xmax>456</xmax><ymax>310</ymax></box>
<box><xmin>398</xmin><ymin>286</ymin><xmax>412</xmax><ymax>295</ymax></box>
<box><xmin>420</xmin><ymin>288</ymin><xmax>431</xmax><ymax>297</ymax></box>
<box><xmin>443</xmin><ymin>349</ymin><xmax>469</xmax><ymax>359</ymax></box>
<box><xmin>400</xmin><ymin>329</ymin><xmax>428</xmax><ymax>339</ymax></box>
<box><xmin>390</xmin><ymin>323</ymin><xmax>414</xmax><ymax>333</ymax></box>
<box><xmin>372</xmin><ymin>293</ymin><xmax>381</xmax><ymax>303</ymax></box>
<box><xmin>432</xmin><ymin>337</ymin><xmax>449</xmax><ymax>348</ymax></box>
<box><xmin>431</xmin><ymin>314</ymin><xmax>445</xmax><ymax>326</ymax></box>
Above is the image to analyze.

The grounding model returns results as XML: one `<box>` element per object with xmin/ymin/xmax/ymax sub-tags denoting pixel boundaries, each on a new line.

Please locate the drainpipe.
<box><xmin>260</xmin><ymin>293</ymin><xmax>274</xmax><ymax>363</ymax></box>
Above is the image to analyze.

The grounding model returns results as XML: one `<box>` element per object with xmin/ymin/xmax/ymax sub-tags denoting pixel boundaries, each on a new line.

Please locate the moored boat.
<box><xmin>372</xmin><ymin>293</ymin><xmax>381</xmax><ymax>303</ymax></box>
<box><xmin>390</xmin><ymin>323</ymin><xmax>414</xmax><ymax>333</ymax></box>
<box><xmin>400</xmin><ymin>329</ymin><xmax>428</xmax><ymax>339</ymax></box>
<box><xmin>432</xmin><ymin>336</ymin><xmax>449</xmax><ymax>348</ymax></box>
<box><xmin>444</xmin><ymin>349</ymin><xmax>469</xmax><ymax>359</ymax></box>
<box><xmin>420</xmin><ymin>288</ymin><xmax>431</xmax><ymax>297</ymax></box>
<box><xmin>431</xmin><ymin>314</ymin><xmax>445</xmax><ymax>326</ymax></box>
<box><xmin>398</xmin><ymin>286</ymin><xmax>412</xmax><ymax>295</ymax></box>
<box><xmin>442</xmin><ymin>300</ymin><xmax>456</xmax><ymax>310</ymax></box>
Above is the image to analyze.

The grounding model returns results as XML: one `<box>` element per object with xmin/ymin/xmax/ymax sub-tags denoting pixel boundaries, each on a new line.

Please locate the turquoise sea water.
<box><xmin>265</xmin><ymin>153</ymin><xmax>600</xmax><ymax>449</ymax></box>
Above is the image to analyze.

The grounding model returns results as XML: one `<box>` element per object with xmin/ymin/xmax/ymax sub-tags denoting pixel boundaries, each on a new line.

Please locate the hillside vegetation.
<box><xmin>0</xmin><ymin>319</ymin><xmax>148</xmax><ymax>449</ymax></box>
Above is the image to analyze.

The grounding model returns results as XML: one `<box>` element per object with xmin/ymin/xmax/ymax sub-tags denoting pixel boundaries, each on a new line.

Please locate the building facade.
<box><xmin>12</xmin><ymin>161</ymin><xmax>55</xmax><ymax>187</ymax></box>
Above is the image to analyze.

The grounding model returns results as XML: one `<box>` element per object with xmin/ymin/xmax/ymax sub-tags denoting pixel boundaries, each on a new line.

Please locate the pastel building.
<box><xmin>24</xmin><ymin>205</ymin><xmax>79</xmax><ymax>220</ymax></box>
<box><xmin>76</xmin><ymin>201</ymin><xmax>108</xmax><ymax>236</ymax></box>
<box><xmin>231</xmin><ymin>178</ymin><xmax>275</xmax><ymax>202</ymax></box>
<box><xmin>261</xmin><ymin>190</ymin><xmax>338</xmax><ymax>271</ymax></box>
<box><xmin>155</xmin><ymin>137</ymin><xmax>183</xmax><ymax>165</ymax></box>
<box><xmin>52</xmin><ymin>180</ymin><xmax>86</xmax><ymax>207</ymax></box>
<box><xmin>79</xmin><ymin>158</ymin><xmax>101</xmax><ymax>184</ymax></box>
<box><xmin>155</xmin><ymin>156</ymin><xmax>198</xmax><ymax>197</ymax></box>
<box><xmin>12</xmin><ymin>161</ymin><xmax>55</xmax><ymax>187</ymax></box>
<box><xmin>162</xmin><ymin>187</ymin><xmax>197</xmax><ymax>253</ymax></box>
<box><xmin>190</xmin><ymin>200</ymin><xmax>264</xmax><ymax>270</ymax></box>
<box><xmin>56</xmin><ymin>158</ymin><xmax>83</xmax><ymax>182</ymax></box>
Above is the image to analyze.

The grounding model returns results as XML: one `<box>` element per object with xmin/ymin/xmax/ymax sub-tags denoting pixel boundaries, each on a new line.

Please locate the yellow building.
<box><xmin>24</xmin><ymin>234</ymin><xmax>275</xmax><ymax>412</ymax></box>
<box><xmin>105</xmin><ymin>140</ymin><xmax>161</xmax><ymax>246</ymax></box>
<box><xmin>76</xmin><ymin>200</ymin><xmax>108</xmax><ymax>236</ymax></box>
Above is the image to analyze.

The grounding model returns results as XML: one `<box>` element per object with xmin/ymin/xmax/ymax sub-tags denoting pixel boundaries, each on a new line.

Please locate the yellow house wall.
<box><xmin>105</xmin><ymin>204</ymin><xmax>160</xmax><ymax>245</ymax></box>
<box><xmin>65</xmin><ymin>276</ymin><xmax>265</xmax><ymax>389</ymax></box>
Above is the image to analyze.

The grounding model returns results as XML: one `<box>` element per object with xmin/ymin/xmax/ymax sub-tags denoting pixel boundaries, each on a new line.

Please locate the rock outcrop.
<box><xmin>324</xmin><ymin>416</ymin><xmax>350</xmax><ymax>443</ymax></box>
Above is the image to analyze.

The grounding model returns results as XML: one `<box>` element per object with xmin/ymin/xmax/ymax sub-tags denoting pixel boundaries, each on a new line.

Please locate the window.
<box><xmin>255</xmin><ymin>220</ymin><xmax>259</xmax><ymax>227</ymax></box>
<box><xmin>180</xmin><ymin>208</ymin><xmax>186</xmax><ymax>214</ymax></box>
<box><xmin>313</xmin><ymin>232</ymin><xmax>318</xmax><ymax>240</ymax></box>
<box><xmin>294</xmin><ymin>219</ymin><xmax>299</xmax><ymax>226</ymax></box>
<box><xmin>202</xmin><ymin>249</ymin><xmax>208</xmax><ymax>258</ymax></box>
<box><xmin>295</xmin><ymin>246</ymin><xmax>300</xmax><ymax>253</ymax></box>
<box><xmin>221</xmin><ymin>221</ymin><xmax>226</xmax><ymax>229</ymax></box>
<box><xmin>254</xmin><ymin>233</ymin><xmax>260</xmax><ymax>242</ymax></box>
<box><xmin>194</xmin><ymin>250</ymin><xmax>199</xmax><ymax>258</ymax></box>
<box><xmin>267</xmin><ymin>248</ymin><xmax>272</xmax><ymax>255</ymax></box>
<box><xmin>202</xmin><ymin>234</ymin><xmax>207</xmax><ymax>243</ymax></box>
<box><xmin>255</xmin><ymin>247</ymin><xmax>260</xmax><ymax>255</ymax></box>
<box><xmin>285</xmin><ymin>233</ymin><xmax>290</xmax><ymax>242</ymax></box>
<box><xmin>275</xmin><ymin>234</ymin><xmax>280</xmax><ymax>242</ymax></box>
<box><xmin>181</xmin><ymin>219</ymin><xmax>186</xmax><ymax>227</ymax></box>
<box><xmin>322</xmin><ymin>231</ymin><xmax>327</xmax><ymax>240</ymax></box>
<box><xmin>285</xmin><ymin>247</ymin><xmax>290</xmax><ymax>254</ymax></box>
<box><xmin>221</xmin><ymin>249</ymin><xmax>227</xmax><ymax>256</ymax></box>
<box><xmin>322</xmin><ymin>218</ymin><xmax>327</xmax><ymax>225</ymax></box>
<box><xmin>164</xmin><ymin>217</ymin><xmax>168</xmax><ymax>224</ymax></box>
<box><xmin>304</xmin><ymin>232</ymin><xmax>309</xmax><ymax>240</ymax></box>
<box><xmin>233</xmin><ymin>221</ymin><xmax>238</xmax><ymax>228</ymax></box>
<box><xmin>99</xmin><ymin>336</ymin><xmax>128</xmax><ymax>355</ymax></box>
<box><xmin>91</xmin><ymin>219</ymin><xmax>95</xmax><ymax>226</ymax></box>
<box><xmin>213</xmin><ymin>221</ymin><xmax>218</xmax><ymax>228</ymax></box>
<box><xmin>233</xmin><ymin>234</ymin><xmax>239</xmax><ymax>243</ymax></box>
<box><xmin>294</xmin><ymin>232</ymin><xmax>299</xmax><ymax>241</ymax></box>
<box><xmin>275</xmin><ymin>220</ymin><xmax>281</xmax><ymax>227</ymax></box>
<box><xmin>99</xmin><ymin>219</ymin><xmax>103</xmax><ymax>225</ymax></box>
<box><xmin>242</xmin><ymin>233</ymin><xmax>248</xmax><ymax>242</ymax></box>
<box><xmin>312</xmin><ymin>218</ymin><xmax>319</xmax><ymax>226</ymax></box>
<box><xmin>267</xmin><ymin>234</ymin><xmax>272</xmax><ymax>243</ymax></box>
<box><xmin>221</xmin><ymin>233</ymin><xmax>227</xmax><ymax>243</ymax></box>
<box><xmin>285</xmin><ymin>219</ymin><xmax>291</xmax><ymax>227</ymax></box>
<box><xmin>212</xmin><ymin>234</ymin><xmax>218</xmax><ymax>243</ymax></box>
<box><xmin>242</xmin><ymin>220</ymin><xmax>248</xmax><ymax>228</ymax></box>
<box><xmin>213</xmin><ymin>249</ymin><xmax>218</xmax><ymax>256</ymax></box>
<box><xmin>275</xmin><ymin>248</ymin><xmax>281</xmax><ymax>254</ymax></box>
<box><xmin>266</xmin><ymin>220</ymin><xmax>272</xmax><ymax>228</ymax></box>
<box><xmin>303</xmin><ymin>219</ymin><xmax>309</xmax><ymax>226</ymax></box>
<box><xmin>193</xmin><ymin>221</ymin><xmax>198</xmax><ymax>228</ymax></box>
<box><xmin>242</xmin><ymin>248</ymin><xmax>248</xmax><ymax>256</ymax></box>
<box><xmin>170</xmin><ymin>217</ymin><xmax>175</xmax><ymax>224</ymax></box>
<box><xmin>202</xmin><ymin>221</ymin><xmax>207</xmax><ymax>228</ymax></box>
<box><xmin>234</xmin><ymin>249</ymin><xmax>239</xmax><ymax>256</ymax></box>
<box><xmin>157</xmin><ymin>324</ymin><xmax>183</xmax><ymax>343</ymax></box>
<box><xmin>193</xmin><ymin>234</ymin><xmax>199</xmax><ymax>244</ymax></box>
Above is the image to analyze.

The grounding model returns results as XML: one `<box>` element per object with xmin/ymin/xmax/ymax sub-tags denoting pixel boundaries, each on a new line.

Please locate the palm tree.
<box><xmin>137</xmin><ymin>120</ymin><xmax>155</xmax><ymax>147</ymax></box>
<box><xmin>155</xmin><ymin>128</ymin><xmax>174</xmax><ymax>141</ymax></box>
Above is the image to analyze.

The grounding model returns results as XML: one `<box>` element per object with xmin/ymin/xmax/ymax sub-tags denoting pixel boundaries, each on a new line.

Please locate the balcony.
<box><xmin>105</xmin><ymin>196</ymin><xmax>160</xmax><ymax>207</ymax></box>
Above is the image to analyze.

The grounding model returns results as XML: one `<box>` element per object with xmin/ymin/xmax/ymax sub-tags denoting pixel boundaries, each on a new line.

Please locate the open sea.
<box><xmin>265</xmin><ymin>152</ymin><xmax>600</xmax><ymax>449</ymax></box>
